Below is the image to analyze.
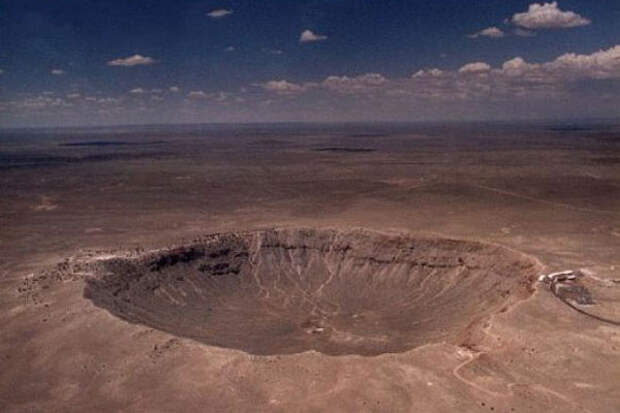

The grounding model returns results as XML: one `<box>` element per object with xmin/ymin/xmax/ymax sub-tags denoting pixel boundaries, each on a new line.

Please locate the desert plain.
<box><xmin>1</xmin><ymin>122</ymin><xmax>619</xmax><ymax>412</ymax></box>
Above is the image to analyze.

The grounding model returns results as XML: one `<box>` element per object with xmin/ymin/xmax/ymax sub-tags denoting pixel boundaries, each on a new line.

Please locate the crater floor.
<box><xmin>85</xmin><ymin>228</ymin><xmax>539</xmax><ymax>356</ymax></box>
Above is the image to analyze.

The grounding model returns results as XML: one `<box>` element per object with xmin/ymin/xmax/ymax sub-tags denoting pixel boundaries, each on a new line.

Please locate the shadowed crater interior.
<box><xmin>84</xmin><ymin>228</ymin><xmax>539</xmax><ymax>356</ymax></box>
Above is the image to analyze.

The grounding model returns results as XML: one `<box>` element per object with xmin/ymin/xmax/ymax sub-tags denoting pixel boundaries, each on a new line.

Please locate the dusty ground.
<box><xmin>1</xmin><ymin>122</ymin><xmax>619</xmax><ymax>412</ymax></box>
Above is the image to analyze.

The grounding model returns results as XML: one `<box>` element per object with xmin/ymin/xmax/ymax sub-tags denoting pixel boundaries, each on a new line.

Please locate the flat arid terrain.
<box><xmin>1</xmin><ymin>122</ymin><xmax>620</xmax><ymax>412</ymax></box>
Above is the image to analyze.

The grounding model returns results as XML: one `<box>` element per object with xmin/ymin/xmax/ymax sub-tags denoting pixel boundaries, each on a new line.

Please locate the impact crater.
<box><xmin>84</xmin><ymin>228</ymin><xmax>539</xmax><ymax>356</ymax></box>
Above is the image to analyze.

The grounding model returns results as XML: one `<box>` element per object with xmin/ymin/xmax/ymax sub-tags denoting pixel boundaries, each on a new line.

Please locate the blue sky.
<box><xmin>1</xmin><ymin>1</ymin><xmax>619</xmax><ymax>126</ymax></box>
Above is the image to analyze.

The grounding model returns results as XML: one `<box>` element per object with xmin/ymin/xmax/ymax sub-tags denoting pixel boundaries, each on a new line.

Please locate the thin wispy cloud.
<box><xmin>97</xmin><ymin>97</ymin><xmax>120</xmax><ymax>105</ymax></box>
<box><xmin>107</xmin><ymin>54</ymin><xmax>156</xmax><ymax>66</ymax></box>
<box><xmin>51</xmin><ymin>69</ymin><xmax>65</xmax><ymax>75</ymax></box>
<box><xmin>468</xmin><ymin>27</ymin><xmax>504</xmax><ymax>39</ymax></box>
<box><xmin>187</xmin><ymin>90</ymin><xmax>209</xmax><ymax>99</ymax></box>
<box><xmin>263</xmin><ymin>48</ymin><xmax>284</xmax><ymax>55</ymax></box>
<box><xmin>207</xmin><ymin>9</ymin><xmax>233</xmax><ymax>18</ymax></box>
<box><xmin>322</xmin><ymin>73</ymin><xmax>387</xmax><ymax>94</ymax></box>
<box><xmin>514</xmin><ymin>28</ymin><xmax>537</xmax><ymax>37</ymax></box>
<box><xmin>300</xmin><ymin>30</ymin><xmax>327</xmax><ymax>43</ymax></box>
<box><xmin>260</xmin><ymin>80</ymin><xmax>307</xmax><ymax>94</ymax></box>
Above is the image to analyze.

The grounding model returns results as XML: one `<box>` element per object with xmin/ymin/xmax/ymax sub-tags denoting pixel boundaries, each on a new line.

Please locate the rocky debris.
<box><xmin>15</xmin><ymin>248</ymin><xmax>140</xmax><ymax>305</ymax></box>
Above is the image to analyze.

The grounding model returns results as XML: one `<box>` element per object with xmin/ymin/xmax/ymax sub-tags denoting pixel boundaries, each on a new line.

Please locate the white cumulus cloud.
<box><xmin>458</xmin><ymin>62</ymin><xmax>492</xmax><ymax>73</ymax></box>
<box><xmin>511</xmin><ymin>2</ymin><xmax>590</xmax><ymax>29</ymax></box>
<box><xmin>300</xmin><ymin>30</ymin><xmax>327</xmax><ymax>43</ymax></box>
<box><xmin>107</xmin><ymin>54</ymin><xmax>156</xmax><ymax>67</ymax></box>
<box><xmin>500</xmin><ymin>57</ymin><xmax>540</xmax><ymax>77</ymax></box>
<box><xmin>412</xmin><ymin>68</ymin><xmax>444</xmax><ymax>78</ymax></box>
<box><xmin>548</xmin><ymin>45</ymin><xmax>620</xmax><ymax>79</ymax></box>
<box><xmin>129</xmin><ymin>88</ymin><xmax>145</xmax><ymax>94</ymax></box>
<box><xmin>491</xmin><ymin>46</ymin><xmax>620</xmax><ymax>81</ymax></box>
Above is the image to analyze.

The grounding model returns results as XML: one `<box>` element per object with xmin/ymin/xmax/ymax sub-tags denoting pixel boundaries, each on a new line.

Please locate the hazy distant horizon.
<box><xmin>3</xmin><ymin>118</ymin><xmax>620</xmax><ymax>135</ymax></box>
